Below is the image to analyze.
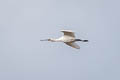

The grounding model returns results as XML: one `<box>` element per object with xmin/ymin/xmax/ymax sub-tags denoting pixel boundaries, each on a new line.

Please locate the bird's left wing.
<box><xmin>61</xmin><ymin>30</ymin><xmax>75</xmax><ymax>38</ymax></box>
<box><xmin>65</xmin><ymin>42</ymin><xmax>80</xmax><ymax>49</ymax></box>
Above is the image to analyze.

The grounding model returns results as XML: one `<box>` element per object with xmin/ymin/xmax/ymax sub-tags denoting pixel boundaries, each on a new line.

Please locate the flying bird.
<box><xmin>40</xmin><ymin>30</ymin><xmax>88</xmax><ymax>49</ymax></box>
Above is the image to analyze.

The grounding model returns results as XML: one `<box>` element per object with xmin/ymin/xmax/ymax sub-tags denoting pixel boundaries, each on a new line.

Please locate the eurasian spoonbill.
<box><xmin>40</xmin><ymin>30</ymin><xmax>88</xmax><ymax>49</ymax></box>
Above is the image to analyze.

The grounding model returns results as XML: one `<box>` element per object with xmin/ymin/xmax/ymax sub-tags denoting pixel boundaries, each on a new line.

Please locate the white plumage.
<box><xmin>40</xmin><ymin>30</ymin><xmax>88</xmax><ymax>49</ymax></box>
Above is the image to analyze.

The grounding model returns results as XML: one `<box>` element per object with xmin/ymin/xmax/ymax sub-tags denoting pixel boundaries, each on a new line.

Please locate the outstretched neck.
<box><xmin>50</xmin><ymin>38</ymin><xmax>61</xmax><ymax>42</ymax></box>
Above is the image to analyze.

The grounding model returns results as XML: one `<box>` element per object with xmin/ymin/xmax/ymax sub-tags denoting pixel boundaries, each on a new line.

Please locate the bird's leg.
<box><xmin>75</xmin><ymin>39</ymin><xmax>88</xmax><ymax>42</ymax></box>
<box><xmin>75</xmin><ymin>39</ymin><xmax>82</xmax><ymax>41</ymax></box>
<box><xmin>82</xmin><ymin>40</ymin><xmax>88</xmax><ymax>42</ymax></box>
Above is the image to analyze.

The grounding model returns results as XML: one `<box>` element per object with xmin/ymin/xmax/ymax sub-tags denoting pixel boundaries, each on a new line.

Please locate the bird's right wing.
<box><xmin>61</xmin><ymin>30</ymin><xmax>75</xmax><ymax>38</ymax></box>
<box><xmin>65</xmin><ymin>42</ymin><xmax>80</xmax><ymax>49</ymax></box>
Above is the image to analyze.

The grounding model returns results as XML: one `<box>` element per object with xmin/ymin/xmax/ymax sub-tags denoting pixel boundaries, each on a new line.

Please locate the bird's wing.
<box><xmin>61</xmin><ymin>30</ymin><xmax>75</xmax><ymax>38</ymax></box>
<box><xmin>65</xmin><ymin>42</ymin><xmax>80</xmax><ymax>49</ymax></box>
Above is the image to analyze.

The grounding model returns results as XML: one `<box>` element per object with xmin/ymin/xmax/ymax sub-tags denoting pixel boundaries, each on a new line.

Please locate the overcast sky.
<box><xmin>0</xmin><ymin>0</ymin><xmax>120</xmax><ymax>80</ymax></box>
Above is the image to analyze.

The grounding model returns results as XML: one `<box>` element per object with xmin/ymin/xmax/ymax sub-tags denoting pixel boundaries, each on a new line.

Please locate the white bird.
<box><xmin>40</xmin><ymin>30</ymin><xmax>88</xmax><ymax>49</ymax></box>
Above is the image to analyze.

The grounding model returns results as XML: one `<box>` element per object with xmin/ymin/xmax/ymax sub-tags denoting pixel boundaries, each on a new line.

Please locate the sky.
<box><xmin>0</xmin><ymin>0</ymin><xmax>120</xmax><ymax>80</ymax></box>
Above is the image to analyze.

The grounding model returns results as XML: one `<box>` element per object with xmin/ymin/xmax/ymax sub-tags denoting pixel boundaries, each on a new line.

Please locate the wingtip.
<box><xmin>75</xmin><ymin>47</ymin><xmax>80</xmax><ymax>49</ymax></box>
<box><xmin>61</xmin><ymin>30</ymin><xmax>74</xmax><ymax>33</ymax></box>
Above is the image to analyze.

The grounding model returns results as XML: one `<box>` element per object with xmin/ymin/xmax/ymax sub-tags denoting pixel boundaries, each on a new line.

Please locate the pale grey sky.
<box><xmin>0</xmin><ymin>0</ymin><xmax>120</xmax><ymax>80</ymax></box>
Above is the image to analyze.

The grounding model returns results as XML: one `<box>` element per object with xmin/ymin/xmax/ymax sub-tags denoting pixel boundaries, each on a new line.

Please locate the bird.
<box><xmin>40</xmin><ymin>30</ymin><xmax>88</xmax><ymax>49</ymax></box>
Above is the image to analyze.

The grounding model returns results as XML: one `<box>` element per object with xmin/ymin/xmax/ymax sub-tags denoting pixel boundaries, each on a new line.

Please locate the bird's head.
<box><xmin>48</xmin><ymin>38</ymin><xmax>56</xmax><ymax>42</ymax></box>
<box><xmin>40</xmin><ymin>38</ymin><xmax>56</xmax><ymax>42</ymax></box>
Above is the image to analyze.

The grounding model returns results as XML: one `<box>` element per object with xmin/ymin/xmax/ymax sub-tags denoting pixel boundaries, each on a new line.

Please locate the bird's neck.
<box><xmin>50</xmin><ymin>38</ymin><xmax>61</xmax><ymax>42</ymax></box>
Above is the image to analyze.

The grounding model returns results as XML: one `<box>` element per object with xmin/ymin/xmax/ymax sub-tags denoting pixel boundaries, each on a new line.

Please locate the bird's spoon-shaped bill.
<box><xmin>40</xmin><ymin>39</ymin><xmax>50</xmax><ymax>41</ymax></box>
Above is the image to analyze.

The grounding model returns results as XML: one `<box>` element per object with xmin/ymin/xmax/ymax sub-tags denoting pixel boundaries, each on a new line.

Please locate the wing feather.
<box><xmin>61</xmin><ymin>30</ymin><xmax>75</xmax><ymax>38</ymax></box>
<box><xmin>65</xmin><ymin>42</ymin><xmax>80</xmax><ymax>49</ymax></box>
